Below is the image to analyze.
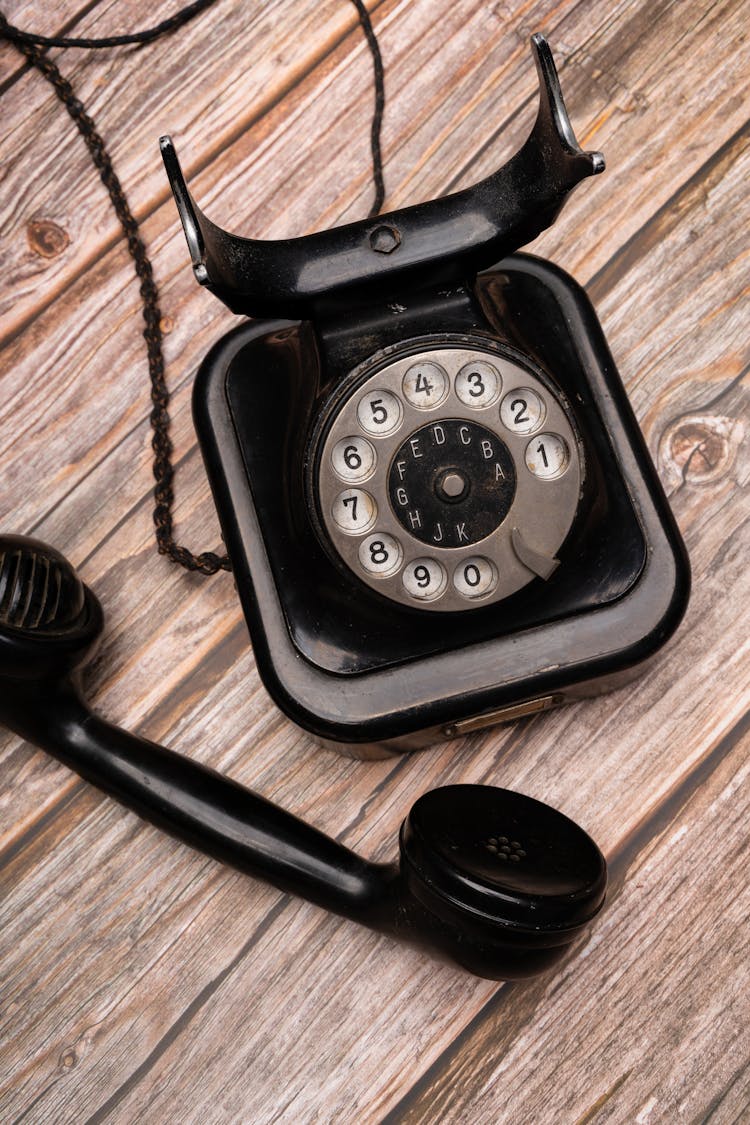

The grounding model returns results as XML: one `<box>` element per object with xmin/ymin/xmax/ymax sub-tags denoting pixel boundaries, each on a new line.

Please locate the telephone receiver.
<box><xmin>0</xmin><ymin>534</ymin><xmax>606</xmax><ymax>979</ymax></box>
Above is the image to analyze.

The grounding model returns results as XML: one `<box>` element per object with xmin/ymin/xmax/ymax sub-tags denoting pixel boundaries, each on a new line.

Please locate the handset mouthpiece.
<box><xmin>0</xmin><ymin>535</ymin><xmax>85</xmax><ymax>632</ymax></box>
<box><xmin>0</xmin><ymin>534</ymin><xmax>103</xmax><ymax>681</ymax></box>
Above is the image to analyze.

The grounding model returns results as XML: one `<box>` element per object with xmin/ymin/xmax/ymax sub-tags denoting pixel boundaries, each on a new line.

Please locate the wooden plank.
<box><xmin>1</xmin><ymin>0</ymin><xmax>745</xmax><ymax>548</ymax></box>
<box><xmin>0</xmin><ymin>0</ymin><xmax>746</xmax><ymax>891</ymax></box>
<box><xmin>2</xmin><ymin>455</ymin><xmax>747</xmax><ymax>1123</ymax></box>
<box><xmin>0</xmin><ymin>140</ymin><xmax>747</xmax><ymax>1117</ymax></box>
<box><xmin>384</xmin><ymin>716</ymin><xmax>750</xmax><ymax>1124</ymax></box>
<box><xmin>0</xmin><ymin>0</ymin><xmax>748</xmax><ymax>1119</ymax></box>
<box><xmin>6</xmin><ymin>0</ymin><xmax>746</xmax><ymax>345</ymax></box>
<box><xmin>1</xmin><ymin>0</ymin><xmax>746</xmax><ymax>967</ymax></box>
<box><xmin>0</xmin><ymin>0</ymin><xmax>383</xmax><ymax>335</ymax></box>
<box><xmin>0</xmin><ymin>0</ymin><xmax>99</xmax><ymax>83</ymax></box>
<box><xmin>1</xmin><ymin>0</ymin><xmax>572</xmax><ymax>847</ymax></box>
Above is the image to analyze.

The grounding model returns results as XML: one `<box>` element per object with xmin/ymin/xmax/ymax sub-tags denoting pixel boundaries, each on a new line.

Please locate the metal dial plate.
<box><xmin>315</xmin><ymin>345</ymin><xmax>583</xmax><ymax>612</ymax></box>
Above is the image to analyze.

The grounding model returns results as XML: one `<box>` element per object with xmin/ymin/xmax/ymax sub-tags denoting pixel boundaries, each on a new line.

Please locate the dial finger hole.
<box><xmin>358</xmin><ymin>533</ymin><xmax>403</xmax><ymax>577</ymax></box>
<box><xmin>332</xmin><ymin>489</ymin><xmax>377</xmax><ymax>534</ymax></box>
<box><xmin>525</xmin><ymin>433</ymin><xmax>569</xmax><ymax>479</ymax></box>
<box><xmin>455</xmin><ymin>360</ymin><xmax>501</xmax><ymax>408</ymax></box>
<box><xmin>402</xmin><ymin>558</ymin><xmax>447</xmax><ymax>601</ymax></box>
<box><xmin>402</xmin><ymin>362</ymin><xmax>449</xmax><ymax>409</ymax></box>
<box><xmin>500</xmin><ymin>388</ymin><xmax>545</xmax><ymax>435</ymax></box>
<box><xmin>357</xmin><ymin>389</ymin><xmax>403</xmax><ymax>436</ymax></box>
<box><xmin>331</xmin><ymin>436</ymin><xmax>376</xmax><ymax>483</ymax></box>
<box><xmin>452</xmin><ymin>556</ymin><xmax>498</xmax><ymax>599</ymax></box>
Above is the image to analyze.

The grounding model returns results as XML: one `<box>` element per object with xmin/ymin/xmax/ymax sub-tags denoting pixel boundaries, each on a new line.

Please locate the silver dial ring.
<box><xmin>316</xmin><ymin>344</ymin><xmax>582</xmax><ymax>612</ymax></box>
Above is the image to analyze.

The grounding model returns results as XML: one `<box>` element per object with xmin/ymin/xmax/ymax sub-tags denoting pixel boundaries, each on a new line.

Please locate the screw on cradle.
<box><xmin>369</xmin><ymin>224</ymin><xmax>401</xmax><ymax>254</ymax></box>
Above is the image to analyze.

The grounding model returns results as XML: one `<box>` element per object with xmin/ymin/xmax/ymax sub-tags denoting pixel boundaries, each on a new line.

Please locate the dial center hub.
<box><xmin>388</xmin><ymin>418</ymin><xmax>517</xmax><ymax>548</ymax></box>
<box><xmin>435</xmin><ymin>469</ymin><xmax>469</xmax><ymax>502</ymax></box>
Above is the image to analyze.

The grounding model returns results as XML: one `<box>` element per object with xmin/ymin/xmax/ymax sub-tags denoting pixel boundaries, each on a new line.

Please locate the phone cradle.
<box><xmin>162</xmin><ymin>36</ymin><xmax>689</xmax><ymax>757</ymax></box>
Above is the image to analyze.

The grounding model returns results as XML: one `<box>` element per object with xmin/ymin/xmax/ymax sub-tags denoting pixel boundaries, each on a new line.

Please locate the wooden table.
<box><xmin>1</xmin><ymin>1</ymin><xmax>748</xmax><ymax>1120</ymax></box>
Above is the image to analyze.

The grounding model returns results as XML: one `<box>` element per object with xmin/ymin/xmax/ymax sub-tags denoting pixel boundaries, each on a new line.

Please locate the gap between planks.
<box><xmin>5</xmin><ymin>0</ymin><xmax>743</xmax><ymax>545</ymax></box>
<box><xmin>381</xmin><ymin>709</ymin><xmax>750</xmax><ymax>1124</ymax></box>
<box><xmin>0</xmin><ymin>128</ymin><xmax>733</xmax><ymax>869</ymax></box>
<box><xmin>0</xmin><ymin>6</ymin><xmax>746</xmax><ymax>1116</ymax></box>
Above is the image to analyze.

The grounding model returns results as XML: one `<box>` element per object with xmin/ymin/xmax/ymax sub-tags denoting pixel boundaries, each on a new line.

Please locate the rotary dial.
<box><xmin>315</xmin><ymin>345</ymin><xmax>582</xmax><ymax>612</ymax></box>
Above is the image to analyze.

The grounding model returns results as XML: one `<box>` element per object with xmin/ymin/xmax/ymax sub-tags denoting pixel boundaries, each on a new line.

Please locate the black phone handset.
<box><xmin>0</xmin><ymin>535</ymin><xmax>605</xmax><ymax>980</ymax></box>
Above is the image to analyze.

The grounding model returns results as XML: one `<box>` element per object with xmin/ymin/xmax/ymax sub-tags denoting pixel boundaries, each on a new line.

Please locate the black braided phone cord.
<box><xmin>0</xmin><ymin>2</ymin><xmax>386</xmax><ymax>575</ymax></box>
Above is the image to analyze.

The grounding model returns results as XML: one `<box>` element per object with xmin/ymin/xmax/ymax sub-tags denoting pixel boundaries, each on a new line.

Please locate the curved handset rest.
<box><xmin>161</xmin><ymin>35</ymin><xmax>604</xmax><ymax>318</ymax></box>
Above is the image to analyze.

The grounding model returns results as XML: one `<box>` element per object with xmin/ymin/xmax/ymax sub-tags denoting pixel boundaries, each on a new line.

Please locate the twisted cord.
<box><xmin>0</xmin><ymin>1</ymin><xmax>216</xmax><ymax>49</ymax></box>
<box><xmin>0</xmin><ymin>2</ymin><xmax>386</xmax><ymax>572</ymax></box>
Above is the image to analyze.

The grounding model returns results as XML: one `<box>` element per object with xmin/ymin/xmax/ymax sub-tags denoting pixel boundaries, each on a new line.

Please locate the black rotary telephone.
<box><xmin>0</xmin><ymin>34</ymin><xmax>688</xmax><ymax>979</ymax></box>
<box><xmin>162</xmin><ymin>34</ymin><xmax>689</xmax><ymax>756</ymax></box>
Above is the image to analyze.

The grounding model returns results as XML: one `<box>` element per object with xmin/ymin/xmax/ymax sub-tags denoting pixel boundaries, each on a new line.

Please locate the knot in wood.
<box><xmin>26</xmin><ymin>218</ymin><xmax>70</xmax><ymax>259</ymax></box>
<box><xmin>664</xmin><ymin>415</ymin><xmax>740</xmax><ymax>484</ymax></box>
<box><xmin>59</xmin><ymin>1046</ymin><xmax>77</xmax><ymax>1069</ymax></box>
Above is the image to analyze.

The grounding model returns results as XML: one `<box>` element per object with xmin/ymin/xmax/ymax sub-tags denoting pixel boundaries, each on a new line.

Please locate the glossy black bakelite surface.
<box><xmin>0</xmin><ymin>535</ymin><xmax>86</xmax><ymax>632</ymax></box>
<box><xmin>397</xmin><ymin>784</ymin><xmax>607</xmax><ymax>977</ymax></box>
<box><xmin>0</xmin><ymin>32</ymin><xmax>693</xmax><ymax>982</ymax></box>
<box><xmin>0</xmin><ymin>535</ymin><xmax>104</xmax><ymax>681</ymax></box>
<box><xmin>202</xmin><ymin>261</ymin><xmax>650</xmax><ymax>677</ymax></box>
<box><xmin>161</xmin><ymin>35</ymin><xmax>603</xmax><ymax>318</ymax></box>
<box><xmin>401</xmin><ymin>785</ymin><xmax>607</xmax><ymax>933</ymax></box>
<box><xmin>0</xmin><ymin>534</ymin><xmax>606</xmax><ymax>979</ymax></box>
<box><xmin>166</xmin><ymin>34</ymin><xmax>688</xmax><ymax>747</ymax></box>
<box><xmin>192</xmin><ymin>256</ymin><xmax>689</xmax><ymax>747</ymax></box>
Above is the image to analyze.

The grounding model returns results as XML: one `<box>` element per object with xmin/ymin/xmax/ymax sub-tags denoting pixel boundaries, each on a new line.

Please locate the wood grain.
<box><xmin>386</xmin><ymin>717</ymin><xmax>750</xmax><ymax>1124</ymax></box>
<box><xmin>0</xmin><ymin>0</ymin><xmax>383</xmax><ymax>333</ymax></box>
<box><xmin>0</xmin><ymin>0</ymin><xmax>748</xmax><ymax>1120</ymax></box>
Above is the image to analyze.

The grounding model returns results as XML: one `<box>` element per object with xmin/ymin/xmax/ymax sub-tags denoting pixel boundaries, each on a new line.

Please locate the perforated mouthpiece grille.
<box><xmin>0</xmin><ymin>539</ymin><xmax>86</xmax><ymax>633</ymax></box>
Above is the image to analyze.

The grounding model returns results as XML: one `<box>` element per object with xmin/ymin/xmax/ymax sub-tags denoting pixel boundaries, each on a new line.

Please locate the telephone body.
<box><xmin>163</xmin><ymin>37</ymin><xmax>689</xmax><ymax>756</ymax></box>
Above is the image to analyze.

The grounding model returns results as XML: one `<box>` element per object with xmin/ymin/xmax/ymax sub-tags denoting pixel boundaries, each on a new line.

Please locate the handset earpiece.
<box><xmin>0</xmin><ymin>533</ymin><xmax>606</xmax><ymax>979</ymax></box>
<box><xmin>399</xmin><ymin>786</ymin><xmax>606</xmax><ymax>977</ymax></box>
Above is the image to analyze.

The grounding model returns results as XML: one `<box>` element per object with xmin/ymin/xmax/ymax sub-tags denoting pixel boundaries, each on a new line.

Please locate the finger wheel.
<box><xmin>314</xmin><ymin>344</ymin><xmax>583</xmax><ymax>612</ymax></box>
